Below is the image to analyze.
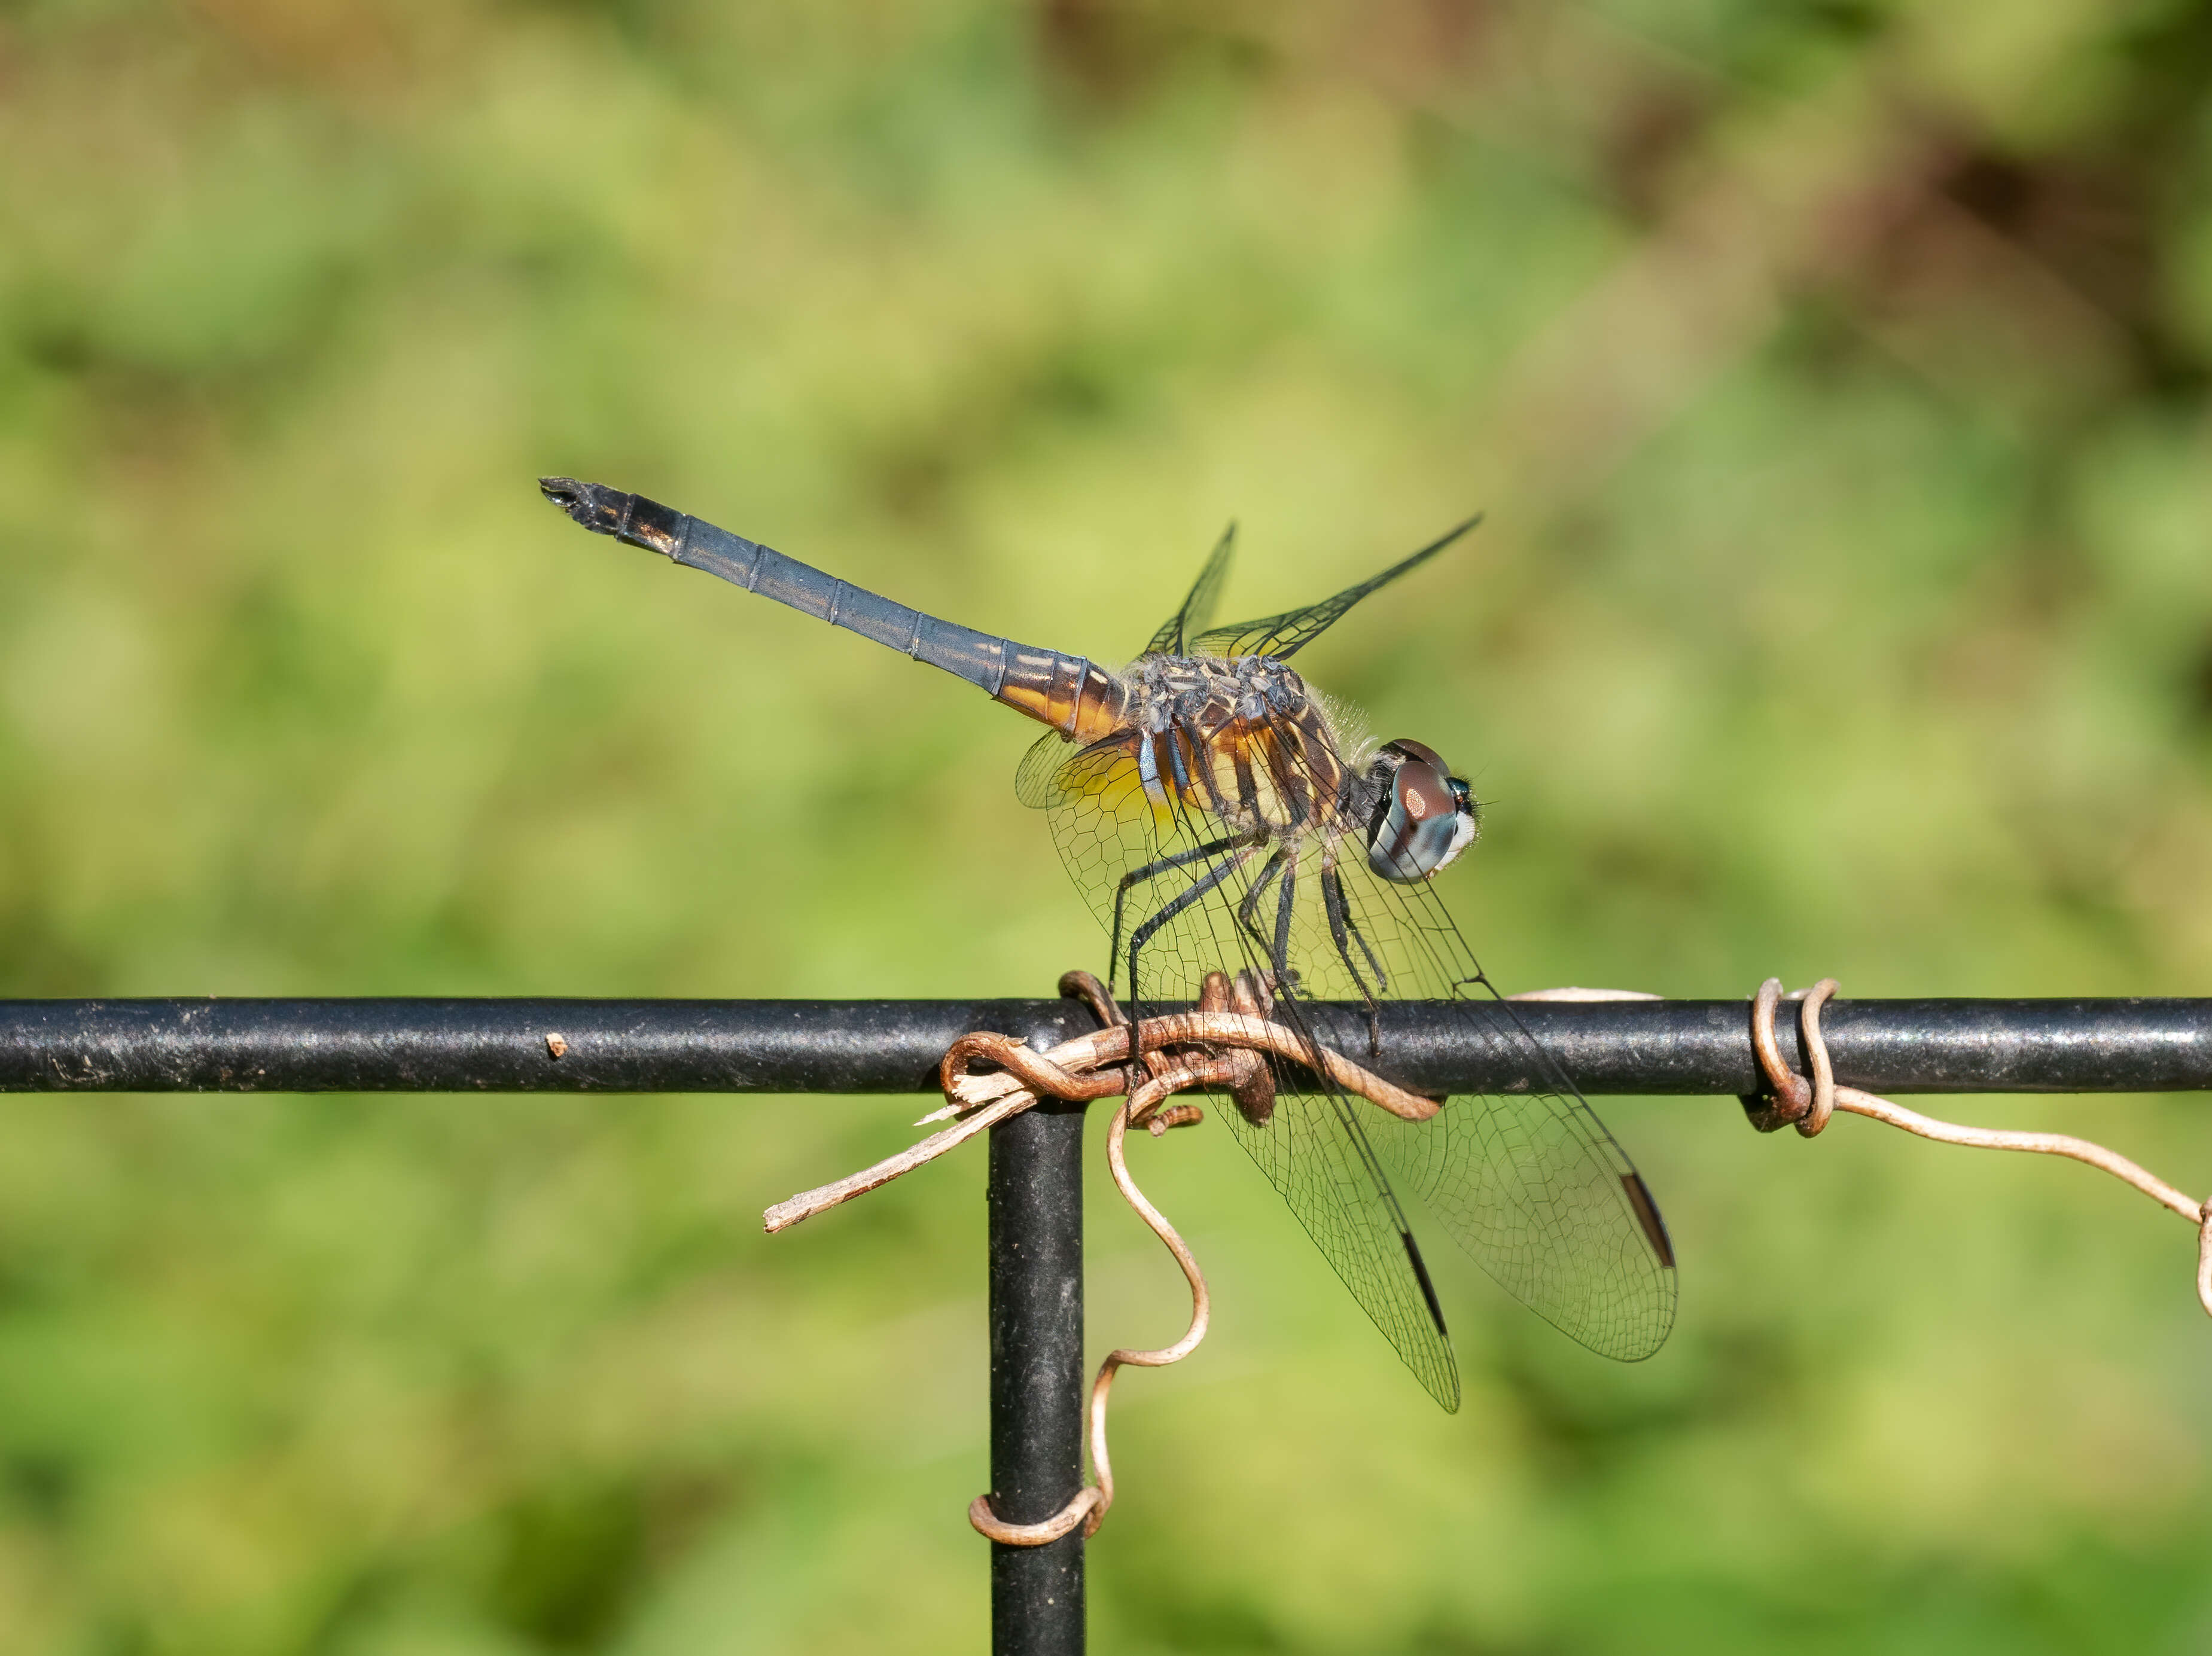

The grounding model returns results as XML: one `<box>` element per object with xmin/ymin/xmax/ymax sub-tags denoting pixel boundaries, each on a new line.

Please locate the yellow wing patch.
<box><xmin>1016</xmin><ymin>730</ymin><xmax>1192</xmax><ymax>833</ymax></box>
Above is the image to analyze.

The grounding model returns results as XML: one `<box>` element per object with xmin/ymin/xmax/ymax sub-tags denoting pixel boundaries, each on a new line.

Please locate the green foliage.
<box><xmin>4</xmin><ymin>0</ymin><xmax>2212</xmax><ymax>1648</ymax></box>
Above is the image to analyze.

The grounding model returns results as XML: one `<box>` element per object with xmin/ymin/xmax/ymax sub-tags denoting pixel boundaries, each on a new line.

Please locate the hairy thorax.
<box><xmin>1120</xmin><ymin>655</ymin><xmax>1363</xmax><ymax>841</ymax></box>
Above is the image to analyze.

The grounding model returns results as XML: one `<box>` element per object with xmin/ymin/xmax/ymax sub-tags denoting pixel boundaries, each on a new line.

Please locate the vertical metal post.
<box><xmin>986</xmin><ymin>1096</ymin><xmax>1086</xmax><ymax>1655</ymax></box>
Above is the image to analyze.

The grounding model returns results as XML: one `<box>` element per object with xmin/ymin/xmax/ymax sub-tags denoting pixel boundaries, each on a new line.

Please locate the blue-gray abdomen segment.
<box><xmin>539</xmin><ymin>478</ymin><xmax>1126</xmax><ymax>739</ymax></box>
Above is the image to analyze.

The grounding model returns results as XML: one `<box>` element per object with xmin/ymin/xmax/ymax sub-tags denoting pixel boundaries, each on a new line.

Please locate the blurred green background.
<box><xmin>6</xmin><ymin>0</ymin><xmax>2212</xmax><ymax>1649</ymax></box>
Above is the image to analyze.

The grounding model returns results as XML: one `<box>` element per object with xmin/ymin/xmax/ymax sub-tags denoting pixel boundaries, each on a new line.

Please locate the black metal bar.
<box><xmin>986</xmin><ymin>1099</ymin><xmax>1087</xmax><ymax>1655</ymax></box>
<box><xmin>2</xmin><ymin>998</ymin><xmax>2210</xmax><ymax>1095</ymax></box>
<box><xmin>5</xmin><ymin>995</ymin><xmax>2205</xmax><ymax>1656</ymax></box>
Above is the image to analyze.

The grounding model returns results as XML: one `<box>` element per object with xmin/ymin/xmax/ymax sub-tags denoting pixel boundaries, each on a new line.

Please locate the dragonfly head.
<box><xmin>1364</xmin><ymin>739</ymin><xmax>1479</xmax><ymax>882</ymax></box>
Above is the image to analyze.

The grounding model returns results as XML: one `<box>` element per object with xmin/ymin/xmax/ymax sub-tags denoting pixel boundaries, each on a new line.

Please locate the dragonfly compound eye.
<box><xmin>1366</xmin><ymin>740</ymin><xmax>1479</xmax><ymax>882</ymax></box>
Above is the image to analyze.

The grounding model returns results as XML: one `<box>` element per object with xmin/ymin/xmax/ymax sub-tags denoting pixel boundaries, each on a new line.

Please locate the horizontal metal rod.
<box><xmin>0</xmin><ymin>998</ymin><xmax>2207</xmax><ymax>1096</ymax></box>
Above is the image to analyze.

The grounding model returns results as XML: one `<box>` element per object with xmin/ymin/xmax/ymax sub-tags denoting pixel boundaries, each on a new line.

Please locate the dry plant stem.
<box><xmin>908</xmin><ymin>1014</ymin><xmax>1417</xmax><ymax>1134</ymax></box>
<box><xmin>805</xmin><ymin>977</ymin><xmax>1965</xmax><ymax>1230</ymax></box>
<box><xmin>769</xmin><ymin>970</ymin><xmax>1218</xmax><ymax>1545</ymax></box>
<box><xmin>942</xmin><ymin>1012</ymin><xmax>1437</xmax><ymax>1120</ymax></box>
<box><xmin>1128</xmin><ymin>1056</ymin><xmax>1241</xmax><ymax>1127</ymax></box>
<box><xmin>1831</xmin><ymin>1086</ymin><xmax>2204</xmax><ymax>1220</ymax></box>
<box><xmin>921</xmin><ymin>974</ymin><xmax>1272</xmax><ymax>1130</ymax></box>
<box><xmin>768</xmin><ymin>1024</ymin><xmax>1134</xmax><ymax>1231</ymax></box>
<box><xmin>1059</xmin><ymin>968</ymin><xmax>1130</xmax><ymax>1031</ymax></box>
<box><xmin>1747</xmin><ymin>977</ymin><xmax>2212</xmax><ymax>1318</ymax></box>
<box><xmin>761</xmin><ymin>1088</ymin><xmax>1039</xmax><ymax>1233</ymax></box>
<box><xmin>968</xmin><ymin>1096</ymin><xmax>1210</xmax><ymax>1545</ymax></box>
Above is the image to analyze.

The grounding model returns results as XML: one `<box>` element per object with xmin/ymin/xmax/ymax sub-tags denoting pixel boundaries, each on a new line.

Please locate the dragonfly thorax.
<box><xmin>1124</xmin><ymin>654</ymin><xmax>1352</xmax><ymax>841</ymax></box>
<box><xmin>1129</xmin><ymin>652</ymin><xmax>1308</xmax><ymax>717</ymax></box>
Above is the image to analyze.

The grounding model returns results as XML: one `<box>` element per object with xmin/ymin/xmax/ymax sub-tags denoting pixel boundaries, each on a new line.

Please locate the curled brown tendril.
<box><xmin>760</xmin><ymin>967</ymin><xmax>1348</xmax><ymax>1544</ymax></box>
<box><xmin>763</xmin><ymin>974</ymin><xmax>1432</xmax><ymax>1236</ymax></box>
<box><xmin>965</xmin><ymin>971</ymin><xmax>1221</xmax><ymax>1547</ymax></box>
<box><xmin>766</xmin><ymin>969</ymin><xmax>2212</xmax><ymax>1552</ymax></box>
<box><xmin>1744</xmin><ymin>976</ymin><xmax>2212</xmax><ymax>1319</ymax></box>
<box><xmin>966</xmin><ymin>1085</ymin><xmax>1211</xmax><ymax>1545</ymax></box>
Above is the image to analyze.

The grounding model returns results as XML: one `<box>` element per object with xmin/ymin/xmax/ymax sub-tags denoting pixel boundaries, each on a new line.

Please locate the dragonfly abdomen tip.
<box><xmin>539</xmin><ymin>475</ymin><xmax>623</xmax><ymax>535</ymax></box>
<box><xmin>538</xmin><ymin>477</ymin><xmax>680</xmax><ymax>556</ymax></box>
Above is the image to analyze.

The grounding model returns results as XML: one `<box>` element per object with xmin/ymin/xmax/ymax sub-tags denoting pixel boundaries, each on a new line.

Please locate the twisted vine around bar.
<box><xmin>758</xmin><ymin>966</ymin><xmax>1351</xmax><ymax>1544</ymax></box>
<box><xmin>1741</xmin><ymin>976</ymin><xmax>2212</xmax><ymax>1319</ymax></box>
<box><xmin>761</xmin><ymin>969</ymin><xmax>1432</xmax><ymax>1236</ymax></box>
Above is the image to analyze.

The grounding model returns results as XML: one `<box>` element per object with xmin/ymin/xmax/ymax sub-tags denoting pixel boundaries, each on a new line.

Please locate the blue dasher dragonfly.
<box><xmin>541</xmin><ymin>477</ymin><xmax>1677</xmax><ymax>1407</ymax></box>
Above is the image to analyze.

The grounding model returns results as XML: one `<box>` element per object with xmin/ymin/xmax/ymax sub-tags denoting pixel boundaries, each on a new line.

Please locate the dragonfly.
<box><xmin>541</xmin><ymin>477</ymin><xmax>1678</xmax><ymax>1407</ymax></box>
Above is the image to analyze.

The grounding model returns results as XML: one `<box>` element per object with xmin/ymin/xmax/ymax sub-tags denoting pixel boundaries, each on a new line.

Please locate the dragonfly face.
<box><xmin>1363</xmin><ymin>738</ymin><xmax>1479</xmax><ymax>883</ymax></box>
<box><xmin>542</xmin><ymin>477</ymin><xmax>1678</xmax><ymax>1409</ymax></box>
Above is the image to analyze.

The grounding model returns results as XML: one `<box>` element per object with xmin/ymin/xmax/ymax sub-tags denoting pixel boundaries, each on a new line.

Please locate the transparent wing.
<box><xmin>1129</xmin><ymin>797</ymin><xmax>1675</xmax><ymax>1362</ymax></box>
<box><xmin>1017</xmin><ymin>725</ymin><xmax>1461</xmax><ymax>1410</ymax></box>
<box><xmin>1013</xmin><ymin>706</ymin><xmax>1678</xmax><ymax>1397</ymax></box>
<box><xmin>1218</xmin><ymin>992</ymin><xmax>1464</xmax><ymax>1410</ymax></box>
<box><xmin>1141</xmin><ymin>523</ymin><xmax>1236</xmax><ymax>659</ymax></box>
<box><xmin>1015</xmin><ymin>729</ymin><xmax>1169</xmax><ymax>896</ymax></box>
<box><xmin>1332</xmin><ymin>863</ymin><xmax>1679</xmax><ymax>1362</ymax></box>
<box><xmin>1190</xmin><ymin>516</ymin><xmax>1480</xmax><ymax>660</ymax></box>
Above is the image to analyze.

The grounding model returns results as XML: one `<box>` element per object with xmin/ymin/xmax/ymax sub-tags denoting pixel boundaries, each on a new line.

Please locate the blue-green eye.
<box><xmin>1366</xmin><ymin>740</ymin><xmax>1479</xmax><ymax>882</ymax></box>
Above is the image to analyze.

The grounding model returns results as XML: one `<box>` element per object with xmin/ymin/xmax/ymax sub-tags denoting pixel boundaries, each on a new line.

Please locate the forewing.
<box><xmin>1191</xmin><ymin>517</ymin><xmax>1479</xmax><ymax>660</ymax></box>
<box><xmin>1141</xmin><ymin>523</ymin><xmax>1236</xmax><ymax>659</ymax></box>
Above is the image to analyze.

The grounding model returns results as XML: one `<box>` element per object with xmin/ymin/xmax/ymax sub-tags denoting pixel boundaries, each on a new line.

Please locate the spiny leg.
<box><xmin>1319</xmin><ymin>862</ymin><xmax>1388</xmax><ymax>997</ymax></box>
<box><xmin>1125</xmin><ymin>841</ymin><xmax>1257</xmax><ymax>1061</ymax></box>
<box><xmin>1320</xmin><ymin>862</ymin><xmax>1389</xmax><ymax>1056</ymax></box>
<box><xmin>1270</xmin><ymin>848</ymin><xmax>1298</xmax><ymax>987</ymax></box>
<box><xmin>1110</xmin><ymin>832</ymin><xmax>1247</xmax><ymax>989</ymax></box>
<box><xmin>1235</xmin><ymin>846</ymin><xmax>1288</xmax><ymax>960</ymax></box>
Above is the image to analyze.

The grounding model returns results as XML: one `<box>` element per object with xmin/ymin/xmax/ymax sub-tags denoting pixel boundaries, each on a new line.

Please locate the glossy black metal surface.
<box><xmin>987</xmin><ymin>1100</ymin><xmax>1087</xmax><ymax>1654</ymax></box>
<box><xmin>1</xmin><ymin>997</ymin><xmax>2208</xmax><ymax>1095</ymax></box>
<box><xmin>5</xmin><ymin>993</ymin><xmax>2202</xmax><ymax>1656</ymax></box>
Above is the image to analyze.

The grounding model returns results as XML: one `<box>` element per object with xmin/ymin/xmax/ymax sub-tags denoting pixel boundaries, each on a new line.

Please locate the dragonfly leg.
<box><xmin>1109</xmin><ymin>834</ymin><xmax>1250</xmax><ymax>990</ymax></box>
<box><xmin>1234</xmin><ymin>846</ymin><xmax>1288</xmax><ymax>960</ymax></box>
<box><xmin>1231</xmin><ymin>842</ymin><xmax>1302</xmax><ymax>991</ymax></box>
<box><xmin>1320</xmin><ymin>861</ymin><xmax>1388</xmax><ymax>1055</ymax></box>
<box><xmin>1271</xmin><ymin>849</ymin><xmax>1299</xmax><ymax>987</ymax></box>
<box><xmin>1319</xmin><ymin>861</ymin><xmax>1387</xmax><ymax>994</ymax></box>
<box><xmin>1125</xmin><ymin>842</ymin><xmax>1259</xmax><ymax>1034</ymax></box>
